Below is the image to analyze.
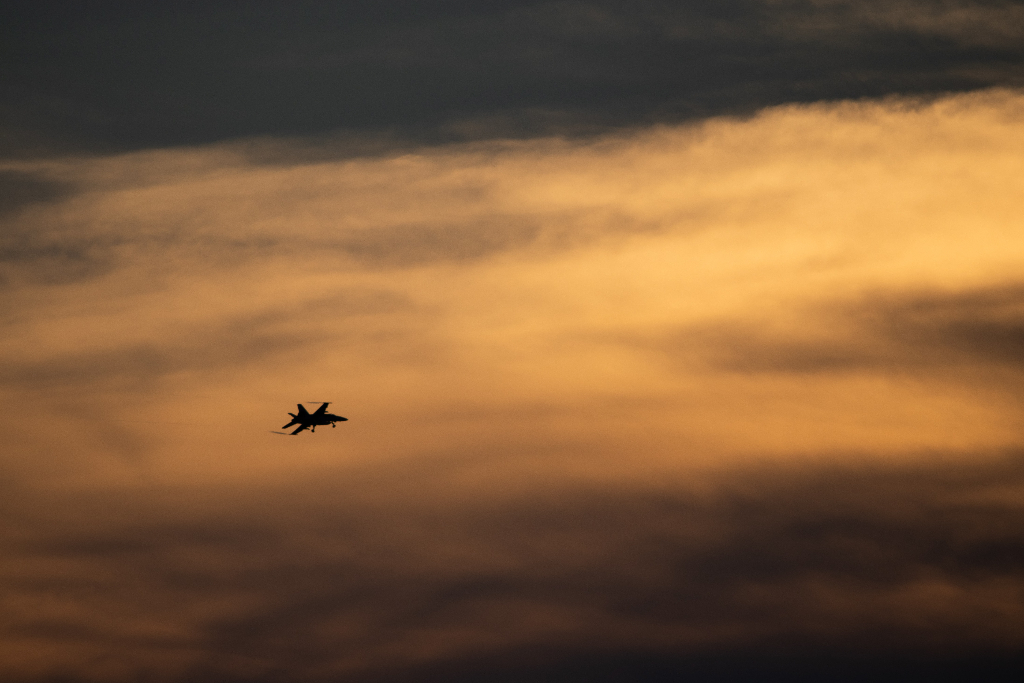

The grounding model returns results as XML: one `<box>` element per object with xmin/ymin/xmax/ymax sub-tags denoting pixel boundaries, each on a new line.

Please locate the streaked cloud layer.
<box><xmin>2</xmin><ymin>88</ymin><xmax>1024</xmax><ymax>681</ymax></box>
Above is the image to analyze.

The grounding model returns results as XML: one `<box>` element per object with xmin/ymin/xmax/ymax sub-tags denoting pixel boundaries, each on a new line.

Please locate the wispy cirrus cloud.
<box><xmin>640</xmin><ymin>284</ymin><xmax>1024</xmax><ymax>376</ymax></box>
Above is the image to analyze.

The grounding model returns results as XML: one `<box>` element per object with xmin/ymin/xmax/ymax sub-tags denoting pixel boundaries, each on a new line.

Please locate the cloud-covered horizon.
<box><xmin>2</xmin><ymin>87</ymin><xmax>1024</xmax><ymax>680</ymax></box>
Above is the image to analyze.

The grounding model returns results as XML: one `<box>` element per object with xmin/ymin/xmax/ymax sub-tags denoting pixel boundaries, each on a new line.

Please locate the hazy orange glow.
<box><xmin>2</xmin><ymin>89</ymin><xmax>1024</xmax><ymax>680</ymax></box>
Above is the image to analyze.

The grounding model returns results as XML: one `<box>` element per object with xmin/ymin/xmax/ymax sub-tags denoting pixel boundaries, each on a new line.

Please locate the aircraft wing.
<box><xmin>312</xmin><ymin>402</ymin><xmax>330</xmax><ymax>415</ymax></box>
<box><xmin>290</xmin><ymin>423</ymin><xmax>310</xmax><ymax>435</ymax></box>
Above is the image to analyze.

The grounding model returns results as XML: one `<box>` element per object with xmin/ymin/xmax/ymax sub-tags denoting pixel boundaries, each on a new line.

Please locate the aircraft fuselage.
<box><xmin>309</xmin><ymin>413</ymin><xmax>346</xmax><ymax>426</ymax></box>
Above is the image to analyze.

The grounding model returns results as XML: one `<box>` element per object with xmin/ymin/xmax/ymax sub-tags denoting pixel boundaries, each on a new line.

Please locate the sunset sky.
<box><xmin>3</xmin><ymin>2</ymin><xmax>1024</xmax><ymax>681</ymax></box>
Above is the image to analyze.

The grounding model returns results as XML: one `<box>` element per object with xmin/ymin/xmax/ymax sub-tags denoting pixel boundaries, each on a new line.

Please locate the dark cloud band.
<box><xmin>4</xmin><ymin>454</ymin><xmax>1024</xmax><ymax>681</ymax></box>
<box><xmin>3</xmin><ymin>1</ymin><xmax>1024</xmax><ymax>154</ymax></box>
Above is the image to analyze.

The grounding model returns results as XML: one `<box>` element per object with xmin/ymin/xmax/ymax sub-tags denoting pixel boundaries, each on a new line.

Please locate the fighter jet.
<box><xmin>281</xmin><ymin>402</ymin><xmax>348</xmax><ymax>435</ymax></box>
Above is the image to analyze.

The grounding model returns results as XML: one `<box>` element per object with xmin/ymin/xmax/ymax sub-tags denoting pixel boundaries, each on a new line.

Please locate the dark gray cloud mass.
<box><xmin>3</xmin><ymin>0</ymin><xmax>1024</xmax><ymax>154</ymax></box>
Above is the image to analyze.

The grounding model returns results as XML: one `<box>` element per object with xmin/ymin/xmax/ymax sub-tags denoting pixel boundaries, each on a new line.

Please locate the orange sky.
<box><xmin>2</xmin><ymin>89</ymin><xmax>1024</xmax><ymax>681</ymax></box>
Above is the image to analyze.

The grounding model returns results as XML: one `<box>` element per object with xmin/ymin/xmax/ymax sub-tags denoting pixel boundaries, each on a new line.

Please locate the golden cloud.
<box><xmin>1</xmin><ymin>88</ymin><xmax>1024</xmax><ymax>681</ymax></box>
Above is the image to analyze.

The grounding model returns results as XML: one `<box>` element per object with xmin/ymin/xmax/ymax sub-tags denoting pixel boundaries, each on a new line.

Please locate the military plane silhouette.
<box><xmin>280</xmin><ymin>402</ymin><xmax>348</xmax><ymax>435</ymax></box>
